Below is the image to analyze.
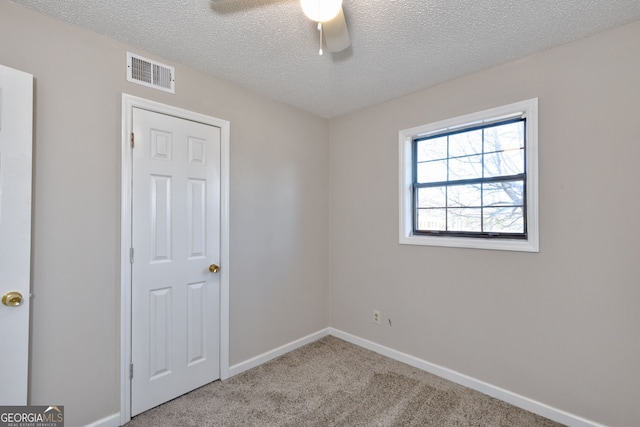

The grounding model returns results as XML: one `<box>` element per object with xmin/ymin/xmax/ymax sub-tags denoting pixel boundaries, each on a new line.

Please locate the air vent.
<box><xmin>126</xmin><ymin>52</ymin><xmax>175</xmax><ymax>93</ymax></box>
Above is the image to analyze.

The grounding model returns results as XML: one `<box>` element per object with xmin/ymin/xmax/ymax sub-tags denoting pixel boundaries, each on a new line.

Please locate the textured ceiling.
<box><xmin>10</xmin><ymin>0</ymin><xmax>640</xmax><ymax>118</ymax></box>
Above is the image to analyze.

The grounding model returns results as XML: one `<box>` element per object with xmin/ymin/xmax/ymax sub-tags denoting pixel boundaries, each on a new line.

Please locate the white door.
<box><xmin>131</xmin><ymin>107</ymin><xmax>221</xmax><ymax>415</ymax></box>
<box><xmin>0</xmin><ymin>64</ymin><xmax>33</xmax><ymax>405</ymax></box>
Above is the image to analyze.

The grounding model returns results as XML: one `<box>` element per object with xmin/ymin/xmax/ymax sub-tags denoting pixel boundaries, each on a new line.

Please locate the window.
<box><xmin>399</xmin><ymin>99</ymin><xmax>538</xmax><ymax>252</ymax></box>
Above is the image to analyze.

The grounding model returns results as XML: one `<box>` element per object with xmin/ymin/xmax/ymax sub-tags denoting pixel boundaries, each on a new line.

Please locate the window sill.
<box><xmin>399</xmin><ymin>233</ymin><xmax>539</xmax><ymax>252</ymax></box>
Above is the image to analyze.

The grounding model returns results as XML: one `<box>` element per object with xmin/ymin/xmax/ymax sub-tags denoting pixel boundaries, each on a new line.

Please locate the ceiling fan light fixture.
<box><xmin>300</xmin><ymin>0</ymin><xmax>342</xmax><ymax>23</ymax></box>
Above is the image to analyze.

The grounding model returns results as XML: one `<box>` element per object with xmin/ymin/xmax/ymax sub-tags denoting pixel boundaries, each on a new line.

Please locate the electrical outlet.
<box><xmin>373</xmin><ymin>310</ymin><xmax>381</xmax><ymax>324</ymax></box>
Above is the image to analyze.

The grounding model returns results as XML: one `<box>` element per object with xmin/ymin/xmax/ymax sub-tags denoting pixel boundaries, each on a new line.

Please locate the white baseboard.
<box><xmin>228</xmin><ymin>328</ymin><xmax>331</xmax><ymax>377</ymax></box>
<box><xmin>328</xmin><ymin>328</ymin><xmax>607</xmax><ymax>427</ymax></box>
<box><xmin>83</xmin><ymin>413</ymin><xmax>120</xmax><ymax>427</ymax></box>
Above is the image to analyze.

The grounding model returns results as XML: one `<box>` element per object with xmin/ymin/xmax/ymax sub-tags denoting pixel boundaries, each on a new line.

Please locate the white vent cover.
<box><xmin>126</xmin><ymin>52</ymin><xmax>175</xmax><ymax>93</ymax></box>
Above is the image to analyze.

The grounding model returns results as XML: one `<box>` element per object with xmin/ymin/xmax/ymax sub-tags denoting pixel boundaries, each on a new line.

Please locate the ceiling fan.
<box><xmin>299</xmin><ymin>0</ymin><xmax>351</xmax><ymax>55</ymax></box>
<box><xmin>210</xmin><ymin>0</ymin><xmax>351</xmax><ymax>55</ymax></box>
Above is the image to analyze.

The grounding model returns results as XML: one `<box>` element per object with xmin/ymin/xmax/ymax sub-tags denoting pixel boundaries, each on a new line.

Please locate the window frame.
<box><xmin>399</xmin><ymin>98</ymin><xmax>539</xmax><ymax>252</ymax></box>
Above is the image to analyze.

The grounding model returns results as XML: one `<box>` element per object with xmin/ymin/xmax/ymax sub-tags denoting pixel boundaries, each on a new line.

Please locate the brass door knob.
<box><xmin>2</xmin><ymin>291</ymin><xmax>23</xmax><ymax>307</ymax></box>
<box><xmin>209</xmin><ymin>264</ymin><xmax>220</xmax><ymax>273</ymax></box>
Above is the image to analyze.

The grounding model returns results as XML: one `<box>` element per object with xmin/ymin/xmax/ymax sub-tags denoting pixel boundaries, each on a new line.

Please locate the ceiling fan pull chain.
<box><xmin>318</xmin><ymin>22</ymin><xmax>323</xmax><ymax>56</ymax></box>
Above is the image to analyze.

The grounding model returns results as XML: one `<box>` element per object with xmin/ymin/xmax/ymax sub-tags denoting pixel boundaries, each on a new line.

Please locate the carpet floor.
<box><xmin>126</xmin><ymin>336</ymin><xmax>565</xmax><ymax>426</ymax></box>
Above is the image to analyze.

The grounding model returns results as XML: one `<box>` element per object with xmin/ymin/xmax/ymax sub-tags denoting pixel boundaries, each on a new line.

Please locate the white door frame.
<box><xmin>120</xmin><ymin>94</ymin><xmax>230</xmax><ymax>425</ymax></box>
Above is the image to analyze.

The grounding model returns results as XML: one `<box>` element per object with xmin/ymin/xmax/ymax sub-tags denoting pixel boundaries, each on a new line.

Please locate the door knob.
<box><xmin>2</xmin><ymin>291</ymin><xmax>23</xmax><ymax>307</ymax></box>
<box><xmin>209</xmin><ymin>264</ymin><xmax>220</xmax><ymax>273</ymax></box>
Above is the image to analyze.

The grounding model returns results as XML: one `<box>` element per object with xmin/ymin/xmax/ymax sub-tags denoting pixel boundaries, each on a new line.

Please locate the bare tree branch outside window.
<box><xmin>413</xmin><ymin>118</ymin><xmax>526</xmax><ymax>238</ymax></box>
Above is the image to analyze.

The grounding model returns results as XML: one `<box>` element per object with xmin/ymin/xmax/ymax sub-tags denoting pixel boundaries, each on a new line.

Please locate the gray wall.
<box><xmin>0</xmin><ymin>1</ymin><xmax>329</xmax><ymax>426</ymax></box>
<box><xmin>329</xmin><ymin>20</ymin><xmax>640</xmax><ymax>427</ymax></box>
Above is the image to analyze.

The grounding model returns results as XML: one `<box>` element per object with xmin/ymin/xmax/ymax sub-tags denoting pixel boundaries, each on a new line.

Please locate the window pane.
<box><xmin>484</xmin><ymin>149</ymin><xmax>524</xmax><ymax>177</ymax></box>
<box><xmin>449</xmin><ymin>129</ymin><xmax>482</xmax><ymax>157</ymax></box>
<box><xmin>483</xmin><ymin>207</ymin><xmax>524</xmax><ymax>233</ymax></box>
<box><xmin>417</xmin><ymin>187</ymin><xmax>446</xmax><ymax>208</ymax></box>
<box><xmin>416</xmin><ymin>137</ymin><xmax>447</xmax><ymax>162</ymax></box>
<box><xmin>417</xmin><ymin>208</ymin><xmax>446</xmax><ymax>231</ymax></box>
<box><xmin>449</xmin><ymin>154</ymin><xmax>482</xmax><ymax>180</ymax></box>
<box><xmin>483</xmin><ymin>181</ymin><xmax>524</xmax><ymax>207</ymax></box>
<box><xmin>417</xmin><ymin>159</ymin><xmax>447</xmax><ymax>183</ymax></box>
<box><xmin>410</xmin><ymin>115</ymin><xmax>530</xmax><ymax>239</ymax></box>
<box><xmin>484</xmin><ymin>121</ymin><xmax>524</xmax><ymax>152</ymax></box>
<box><xmin>447</xmin><ymin>184</ymin><xmax>481</xmax><ymax>207</ymax></box>
<box><xmin>448</xmin><ymin>208</ymin><xmax>481</xmax><ymax>232</ymax></box>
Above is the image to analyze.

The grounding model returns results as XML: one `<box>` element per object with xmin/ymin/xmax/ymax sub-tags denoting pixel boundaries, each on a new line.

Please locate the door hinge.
<box><xmin>131</xmin><ymin>132</ymin><xmax>135</xmax><ymax>148</ymax></box>
<box><xmin>129</xmin><ymin>247</ymin><xmax>134</xmax><ymax>264</ymax></box>
<box><xmin>129</xmin><ymin>363</ymin><xmax>134</xmax><ymax>379</ymax></box>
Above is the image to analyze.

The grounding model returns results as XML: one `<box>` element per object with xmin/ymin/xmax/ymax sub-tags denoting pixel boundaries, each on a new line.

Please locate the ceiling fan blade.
<box><xmin>323</xmin><ymin>7</ymin><xmax>350</xmax><ymax>52</ymax></box>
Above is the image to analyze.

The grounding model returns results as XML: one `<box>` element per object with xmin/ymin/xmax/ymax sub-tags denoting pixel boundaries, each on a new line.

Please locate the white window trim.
<box><xmin>398</xmin><ymin>98</ymin><xmax>539</xmax><ymax>252</ymax></box>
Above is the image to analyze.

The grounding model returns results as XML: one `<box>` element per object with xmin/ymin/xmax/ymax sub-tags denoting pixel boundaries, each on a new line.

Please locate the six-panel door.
<box><xmin>131</xmin><ymin>107</ymin><xmax>221</xmax><ymax>415</ymax></box>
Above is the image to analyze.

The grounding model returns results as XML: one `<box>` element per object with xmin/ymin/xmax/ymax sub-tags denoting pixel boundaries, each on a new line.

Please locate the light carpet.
<box><xmin>126</xmin><ymin>336</ymin><xmax>565</xmax><ymax>426</ymax></box>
